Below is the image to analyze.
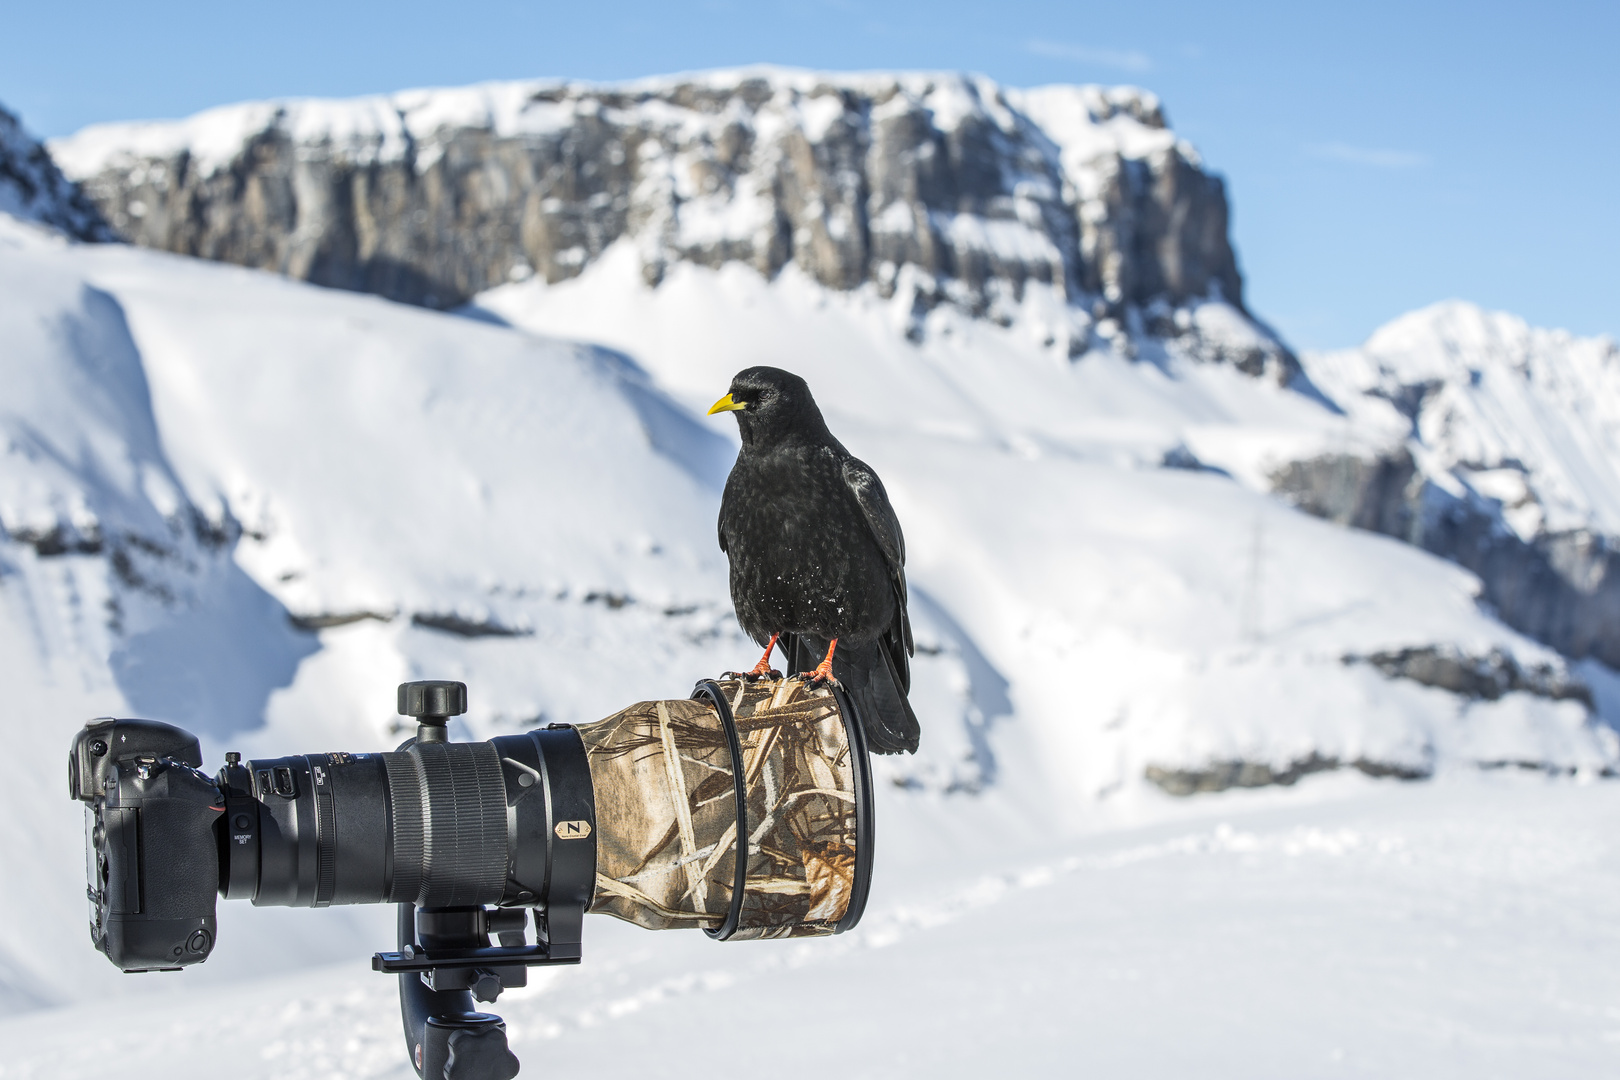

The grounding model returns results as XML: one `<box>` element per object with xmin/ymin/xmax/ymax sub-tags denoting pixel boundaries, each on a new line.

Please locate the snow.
<box><xmin>794</xmin><ymin>91</ymin><xmax>848</xmax><ymax>144</ymax></box>
<box><xmin>4</xmin><ymin>775</ymin><xmax>1619</xmax><ymax>1078</ymax></box>
<box><xmin>6</xmin><ymin>122</ymin><xmax>1620</xmax><ymax>1074</ymax></box>
<box><xmin>1012</xmin><ymin>83</ymin><xmax>1184</xmax><ymax>169</ymax></box>
<box><xmin>933</xmin><ymin>209</ymin><xmax>1066</xmax><ymax>268</ymax></box>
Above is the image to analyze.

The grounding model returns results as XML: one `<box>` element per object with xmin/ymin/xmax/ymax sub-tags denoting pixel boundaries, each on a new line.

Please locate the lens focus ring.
<box><xmin>405</xmin><ymin>741</ymin><xmax>508</xmax><ymax>907</ymax></box>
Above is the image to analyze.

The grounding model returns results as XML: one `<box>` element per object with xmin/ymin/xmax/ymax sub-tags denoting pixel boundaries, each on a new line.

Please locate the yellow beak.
<box><xmin>707</xmin><ymin>393</ymin><xmax>746</xmax><ymax>415</ymax></box>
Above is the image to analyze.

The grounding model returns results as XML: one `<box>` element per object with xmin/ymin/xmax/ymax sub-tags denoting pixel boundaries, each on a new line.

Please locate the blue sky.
<box><xmin>4</xmin><ymin>0</ymin><xmax>1614</xmax><ymax>349</ymax></box>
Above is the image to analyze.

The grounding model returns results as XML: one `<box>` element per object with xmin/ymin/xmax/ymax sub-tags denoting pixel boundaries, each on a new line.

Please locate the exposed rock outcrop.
<box><xmin>1146</xmin><ymin>754</ymin><xmax>1429</xmax><ymax>796</ymax></box>
<box><xmin>0</xmin><ymin>103</ymin><xmax>112</xmax><ymax>239</ymax></box>
<box><xmin>1344</xmin><ymin>645</ymin><xmax>1593</xmax><ymax>708</ymax></box>
<box><xmin>1268</xmin><ymin>447</ymin><xmax>1421</xmax><ymax>539</ymax></box>
<box><xmin>410</xmin><ymin>611</ymin><xmax>533</xmax><ymax>638</ymax></box>
<box><xmin>49</xmin><ymin>70</ymin><xmax>1293</xmax><ymax>377</ymax></box>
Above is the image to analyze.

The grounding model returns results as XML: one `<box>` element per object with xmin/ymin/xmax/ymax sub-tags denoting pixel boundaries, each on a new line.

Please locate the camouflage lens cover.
<box><xmin>581</xmin><ymin>676</ymin><xmax>865</xmax><ymax>940</ymax></box>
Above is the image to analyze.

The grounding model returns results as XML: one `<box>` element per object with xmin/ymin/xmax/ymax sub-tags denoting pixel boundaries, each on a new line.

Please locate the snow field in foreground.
<box><xmin>2</xmin><ymin>774</ymin><xmax>1616</xmax><ymax>1079</ymax></box>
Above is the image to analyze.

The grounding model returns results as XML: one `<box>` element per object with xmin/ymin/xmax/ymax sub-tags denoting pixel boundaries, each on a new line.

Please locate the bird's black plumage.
<box><xmin>712</xmin><ymin>366</ymin><xmax>920</xmax><ymax>754</ymax></box>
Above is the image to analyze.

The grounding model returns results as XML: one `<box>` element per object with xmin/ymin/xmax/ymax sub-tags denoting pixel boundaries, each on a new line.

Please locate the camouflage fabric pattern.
<box><xmin>721</xmin><ymin>676</ymin><xmax>859</xmax><ymax>939</ymax></box>
<box><xmin>580</xmin><ymin>677</ymin><xmax>859</xmax><ymax>939</ymax></box>
<box><xmin>580</xmin><ymin>698</ymin><xmax>737</xmax><ymax>931</ymax></box>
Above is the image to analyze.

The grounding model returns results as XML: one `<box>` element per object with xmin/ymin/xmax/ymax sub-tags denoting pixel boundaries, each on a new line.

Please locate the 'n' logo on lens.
<box><xmin>554</xmin><ymin>820</ymin><xmax>592</xmax><ymax>839</ymax></box>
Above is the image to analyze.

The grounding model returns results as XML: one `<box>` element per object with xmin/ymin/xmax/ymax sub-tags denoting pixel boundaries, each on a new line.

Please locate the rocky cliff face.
<box><xmin>49</xmin><ymin>70</ymin><xmax>1291</xmax><ymax>376</ymax></box>
<box><xmin>0</xmin><ymin>104</ymin><xmax>111</xmax><ymax>240</ymax></box>
<box><xmin>1281</xmin><ymin>303</ymin><xmax>1620</xmax><ymax>669</ymax></box>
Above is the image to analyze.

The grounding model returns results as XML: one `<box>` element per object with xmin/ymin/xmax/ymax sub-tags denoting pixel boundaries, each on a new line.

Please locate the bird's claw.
<box><xmin>738</xmin><ymin>664</ymin><xmax>782</xmax><ymax>682</ymax></box>
<box><xmin>800</xmin><ymin>662</ymin><xmax>840</xmax><ymax>688</ymax></box>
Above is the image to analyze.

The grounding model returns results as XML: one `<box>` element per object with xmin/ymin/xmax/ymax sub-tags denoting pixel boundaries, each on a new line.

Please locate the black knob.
<box><xmin>398</xmin><ymin>681</ymin><xmax>467</xmax><ymax>719</ymax></box>
<box><xmin>444</xmin><ymin>1024</ymin><xmax>519</xmax><ymax>1080</ymax></box>
<box><xmin>469</xmin><ymin>968</ymin><xmax>503</xmax><ymax>1004</ymax></box>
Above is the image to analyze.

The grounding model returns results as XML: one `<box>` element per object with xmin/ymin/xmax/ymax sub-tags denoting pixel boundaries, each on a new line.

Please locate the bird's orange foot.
<box><xmin>743</xmin><ymin>659</ymin><xmax>782</xmax><ymax>682</ymax></box>
<box><xmin>801</xmin><ymin>659</ymin><xmax>840</xmax><ymax>687</ymax></box>
<box><xmin>801</xmin><ymin>637</ymin><xmax>841</xmax><ymax>687</ymax></box>
<box><xmin>734</xmin><ymin>634</ymin><xmax>782</xmax><ymax>681</ymax></box>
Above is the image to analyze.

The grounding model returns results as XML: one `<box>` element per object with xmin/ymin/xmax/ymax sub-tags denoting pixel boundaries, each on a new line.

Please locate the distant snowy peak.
<box><xmin>49</xmin><ymin>68</ymin><xmax>1290</xmax><ymax>379</ymax></box>
<box><xmin>1312</xmin><ymin>301</ymin><xmax>1620</xmax><ymax>538</ymax></box>
<box><xmin>0</xmin><ymin>104</ymin><xmax>112</xmax><ymax>241</ymax></box>
<box><xmin>1280</xmin><ymin>302</ymin><xmax>1620</xmax><ymax>669</ymax></box>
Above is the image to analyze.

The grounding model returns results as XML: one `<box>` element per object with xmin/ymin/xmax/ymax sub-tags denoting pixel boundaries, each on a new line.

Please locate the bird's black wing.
<box><xmin>842</xmin><ymin>457</ymin><xmax>915</xmax><ymax>670</ymax></box>
<box><xmin>841</xmin><ymin>457</ymin><xmax>904</xmax><ymax>568</ymax></box>
<box><xmin>717</xmin><ymin>484</ymin><xmax>730</xmax><ymax>555</ymax></box>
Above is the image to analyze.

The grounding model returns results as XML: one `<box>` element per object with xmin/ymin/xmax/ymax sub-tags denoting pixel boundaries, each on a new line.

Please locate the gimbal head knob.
<box><xmin>398</xmin><ymin>681</ymin><xmax>467</xmax><ymax>744</ymax></box>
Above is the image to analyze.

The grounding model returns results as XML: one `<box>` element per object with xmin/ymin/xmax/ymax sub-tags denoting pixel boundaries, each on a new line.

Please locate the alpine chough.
<box><xmin>708</xmin><ymin>366</ymin><xmax>920</xmax><ymax>755</ymax></box>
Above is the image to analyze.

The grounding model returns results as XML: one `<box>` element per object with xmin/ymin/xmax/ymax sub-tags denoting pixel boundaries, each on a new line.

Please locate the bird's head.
<box><xmin>707</xmin><ymin>366</ymin><xmax>829</xmax><ymax>448</ymax></box>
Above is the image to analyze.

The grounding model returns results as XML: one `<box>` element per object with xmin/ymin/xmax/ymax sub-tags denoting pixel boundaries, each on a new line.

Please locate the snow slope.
<box><xmin>1284</xmin><ymin>304</ymin><xmax>1620</xmax><ymax>672</ymax></box>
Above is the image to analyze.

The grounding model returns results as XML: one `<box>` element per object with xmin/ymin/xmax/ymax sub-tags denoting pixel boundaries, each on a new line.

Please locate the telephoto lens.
<box><xmin>210</xmin><ymin>678</ymin><xmax>874</xmax><ymax>940</ymax></box>
<box><xmin>226</xmin><ymin>682</ymin><xmax>596</xmax><ymax>917</ymax></box>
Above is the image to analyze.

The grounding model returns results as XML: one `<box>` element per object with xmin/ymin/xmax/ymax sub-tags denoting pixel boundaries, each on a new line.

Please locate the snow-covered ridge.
<box><xmin>51</xmin><ymin>69</ymin><xmax>1179</xmax><ymax>178</ymax></box>
<box><xmin>48</xmin><ymin>68</ymin><xmax>1286</xmax><ymax>377</ymax></box>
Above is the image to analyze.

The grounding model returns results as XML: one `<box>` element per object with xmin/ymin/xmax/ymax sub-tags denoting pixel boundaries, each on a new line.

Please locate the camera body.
<box><xmin>69</xmin><ymin>718</ymin><xmax>222</xmax><ymax>971</ymax></box>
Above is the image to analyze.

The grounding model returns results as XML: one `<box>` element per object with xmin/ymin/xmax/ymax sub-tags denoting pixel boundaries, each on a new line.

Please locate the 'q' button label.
<box><xmin>554</xmin><ymin>820</ymin><xmax>592</xmax><ymax>840</ymax></box>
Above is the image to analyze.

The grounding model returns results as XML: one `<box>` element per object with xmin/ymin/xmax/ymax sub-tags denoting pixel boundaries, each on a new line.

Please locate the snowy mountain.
<box><xmin>1283</xmin><ymin>304</ymin><xmax>1620</xmax><ymax>669</ymax></box>
<box><xmin>49</xmin><ymin>69</ymin><xmax>1294</xmax><ymax>380</ymax></box>
<box><xmin>4</xmin><ymin>76</ymin><xmax>1619</xmax><ymax>1070</ymax></box>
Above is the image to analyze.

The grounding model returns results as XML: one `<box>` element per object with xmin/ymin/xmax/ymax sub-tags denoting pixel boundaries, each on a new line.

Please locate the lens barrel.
<box><xmin>227</xmin><ymin>729</ymin><xmax>596</xmax><ymax>927</ymax></box>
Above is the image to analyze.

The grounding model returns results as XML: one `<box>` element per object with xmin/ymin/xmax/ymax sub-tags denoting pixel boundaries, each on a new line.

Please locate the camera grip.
<box><xmin>89</xmin><ymin>750</ymin><xmax>223</xmax><ymax>971</ymax></box>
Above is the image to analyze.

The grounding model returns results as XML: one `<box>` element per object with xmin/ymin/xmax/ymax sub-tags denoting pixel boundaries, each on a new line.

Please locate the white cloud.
<box><xmin>1025</xmin><ymin>39</ymin><xmax>1153</xmax><ymax>73</ymax></box>
<box><xmin>1307</xmin><ymin>142</ymin><xmax>1430</xmax><ymax>169</ymax></box>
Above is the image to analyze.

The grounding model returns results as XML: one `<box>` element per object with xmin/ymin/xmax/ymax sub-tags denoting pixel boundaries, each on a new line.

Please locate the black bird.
<box><xmin>708</xmin><ymin>366</ymin><xmax>920</xmax><ymax>755</ymax></box>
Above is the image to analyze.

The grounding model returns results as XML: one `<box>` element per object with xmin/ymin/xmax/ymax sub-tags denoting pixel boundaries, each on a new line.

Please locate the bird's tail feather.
<box><xmin>779</xmin><ymin>633</ymin><xmax>920</xmax><ymax>755</ymax></box>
